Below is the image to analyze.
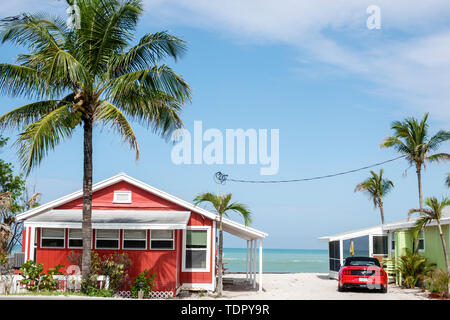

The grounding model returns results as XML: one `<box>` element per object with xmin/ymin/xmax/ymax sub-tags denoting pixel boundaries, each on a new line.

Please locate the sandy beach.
<box><xmin>182</xmin><ymin>273</ymin><xmax>429</xmax><ymax>300</ymax></box>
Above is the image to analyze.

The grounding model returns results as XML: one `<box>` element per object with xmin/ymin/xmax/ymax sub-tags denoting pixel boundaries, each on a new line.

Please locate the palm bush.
<box><xmin>391</xmin><ymin>249</ymin><xmax>436</xmax><ymax>288</ymax></box>
<box><xmin>424</xmin><ymin>269</ymin><xmax>450</xmax><ymax>298</ymax></box>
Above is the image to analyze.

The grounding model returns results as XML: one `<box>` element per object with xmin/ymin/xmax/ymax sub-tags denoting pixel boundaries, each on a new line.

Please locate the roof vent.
<box><xmin>113</xmin><ymin>191</ymin><xmax>132</xmax><ymax>203</ymax></box>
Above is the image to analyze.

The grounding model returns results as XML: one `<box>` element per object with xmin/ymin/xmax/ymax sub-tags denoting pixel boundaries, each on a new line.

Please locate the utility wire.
<box><xmin>215</xmin><ymin>155</ymin><xmax>406</xmax><ymax>184</ymax></box>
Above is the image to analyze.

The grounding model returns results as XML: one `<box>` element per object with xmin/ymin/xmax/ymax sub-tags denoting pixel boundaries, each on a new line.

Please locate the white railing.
<box><xmin>0</xmin><ymin>274</ymin><xmax>109</xmax><ymax>294</ymax></box>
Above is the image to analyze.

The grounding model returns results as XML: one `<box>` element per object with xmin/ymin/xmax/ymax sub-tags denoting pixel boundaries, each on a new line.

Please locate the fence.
<box><xmin>0</xmin><ymin>274</ymin><xmax>109</xmax><ymax>294</ymax></box>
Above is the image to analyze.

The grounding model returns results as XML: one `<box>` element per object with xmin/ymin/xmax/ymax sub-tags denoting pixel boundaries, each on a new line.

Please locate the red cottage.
<box><xmin>17</xmin><ymin>173</ymin><xmax>267</xmax><ymax>295</ymax></box>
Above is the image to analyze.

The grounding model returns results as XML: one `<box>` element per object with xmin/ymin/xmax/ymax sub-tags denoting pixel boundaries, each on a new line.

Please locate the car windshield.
<box><xmin>345</xmin><ymin>259</ymin><xmax>380</xmax><ymax>267</ymax></box>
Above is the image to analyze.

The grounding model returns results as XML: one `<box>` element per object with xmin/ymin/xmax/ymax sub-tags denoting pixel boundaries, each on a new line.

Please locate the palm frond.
<box><xmin>96</xmin><ymin>101</ymin><xmax>139</xmax><ymax>160</ymax></box>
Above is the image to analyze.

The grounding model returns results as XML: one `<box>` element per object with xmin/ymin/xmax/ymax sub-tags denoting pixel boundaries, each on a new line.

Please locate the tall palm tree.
<box><xmin>380</xmin><ymin>113</ymin><xmax>450</xmax><ymax>216</ymax></box>
<box><xmin>354</xmin><ymin>169</ymin><xmax>394</xmax><ymax>224</ymax></box>
<box><xmin>193</xmin><ymin>193</ymin><xmax>251</xmax><ymax>296</ymax></box>
<box><xmin>410</xmin><ymin>197</ymin><xmax>450</xmax><ymax>272</ymax></box>
<box><xmin>0</xmin><ymin>0</ymin><xmax>190</xmax><ymax>280</ymax></box>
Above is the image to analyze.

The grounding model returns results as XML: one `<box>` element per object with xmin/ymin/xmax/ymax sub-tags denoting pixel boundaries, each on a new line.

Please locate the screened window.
<box><xmin>418</xmin><ymin>229</ymin><xmax>425</xmax><ymax>251</ymax></box>
<box><xmin>95</xmin><ymin>229</ymin><xmax>120</xmax><ymax>249</ymax></box>
<box><xmin>185</xmin><ymin>230</ymin><xmax>208</xmax><ymax>270</ymax></box>
<box><xmin>68</xmin><ymin>229</ymin><xmax>83</xmax><ymax>248</ymax></box>
<box><xmin>391</xmin><ymin>233</ymin><xmax>396</xmax><ymax>251</ymax></box>
<box><xmin>41</xmin><ymin>228</ymin><xmax>65</xmax><ymax>248</ymax></box>
<box><xmin>373</xmin><ymin>236</ymin><xmax>388</xmax><ymax>255</ymax></box>
<box><xmin>150</xmin><ymin>230</ymin><xmax>174</xmax><ymax>250</ymax></box>
<box><xmin>123</xmin><ymin>230</ymin><xmax>147</xmax><ymax>250</ymax></box>
<box><xmin>328</xmin><ymin>241</ymin><xmax>340</xmax><ymax>272</ymax></box>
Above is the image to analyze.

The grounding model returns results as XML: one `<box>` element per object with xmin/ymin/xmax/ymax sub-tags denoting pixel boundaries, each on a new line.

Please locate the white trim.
<box><xmin>17</xmin><ymin>173</ymin><xmax>267</xmax><ymax>240</ymax></box>
<box><xmin>259</xmin><ymin>239</ymin><xmax>263</xmax><ymax>292</ymax></box>
<box><xmin>182</xmin><ymin>226</ymin><xmax>211</xmax><ymax>273</ymax></box>
<box><xmin>67</xmin><ymin>228</ymin><xmax>83</xmax><ymax>249</ymax></box>
<box><xmin>211</xmin><ymin>220</ymin><xmax>216</xmax><ymax>291</ymax></box>
<box><xmin>113</xmin><ymin>190</ymin><xmax>132</xmax><ymax>204</ymax></box>
<box><xmin>149</xmin><ymin>229</ymin><xmax>174</xmax><ymax>250</ymax></box>
<box><xmin>25</xmin><ymin>222</ymin><xmax>187</xmax><ymax>230</ymax></box>
<box><xmin>122</xmin><ymin>229</ymin><xmax>147</xmax><ymax>250</ymax></box>
<box><xmin>369</xmin><ymin>234</ymin><xmax>373</xmax><ymax>257</ymax></box>
<box><xmin>179</xmin><ymin>283</ymin><xmax>214</xmax><ymax>291</ymax></box>
<box><xmin>418</xmin><ymin>229</ymin><xmax>425</xmax><ymax>252</ymax></box>
<box><xmin>95</xmin><ymin>229</ymin><xmax>120</xmax><ymax>250</ymax></box>
<box><xmin>29</xmin><ymin>227</ymin><xmax>36</xmax><ymax>261</ymax></box>
<box><xmin>40</xmin><ymin>227</ymin><xmax>66</xmax><ymax>249</ymax></box>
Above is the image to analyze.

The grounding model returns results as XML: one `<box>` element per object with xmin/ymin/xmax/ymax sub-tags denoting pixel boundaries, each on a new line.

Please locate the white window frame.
<box><xmin>40</xmin><ymin>228</ymin><xmax>65</xmax><ymax>249</ymax></box>
<box><xmin>418</xmin><ymin>229</ymin><xmax>425</xmax><ymax>252</ymax></box>
<box><xmin>150</xmin><ymin>230</ymin><xmax>174</xmax><ymax>250</ymax></box>
<box><xmin>113</xmin><ymin>191</ymin><xmax>132</xmax><ymax>204</ymax></box>
<box><xmin>122</xmin><ymin>230</ymin><xmax>147</xmax><ymax>250</ymax></box>
<box><xmin>68</xmin><ymin>228</ymin><xmax>83</xmax><ymax>249</ymax></box>
<box><xmin>182</xmin><ymin>226</ymin><xmax>211</xmax><ymax>272</ymax></box>
<box><xmin>95</xmin><ymin>229</ymin><xmax>120</xmax><ymax>250</ymax></box>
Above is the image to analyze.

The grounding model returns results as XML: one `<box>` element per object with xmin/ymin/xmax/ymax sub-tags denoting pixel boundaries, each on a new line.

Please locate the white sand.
<box><xmin>186</xmin><ymin>273</ymin><xmax>429</xmax><ymax>300</ymax></box>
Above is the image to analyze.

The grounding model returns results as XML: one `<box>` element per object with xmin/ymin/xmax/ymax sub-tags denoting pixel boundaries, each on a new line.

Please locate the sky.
<box><xmin>0</xmin><ymin>0</ymin><xmax>449</xmax><ymax>249</ymax></box>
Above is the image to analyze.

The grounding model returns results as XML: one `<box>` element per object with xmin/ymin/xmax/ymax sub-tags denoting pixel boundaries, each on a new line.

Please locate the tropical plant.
<box><xmin>0</xmin><ymin>0</ymin><xmax>190</xmax><ymax>281</ymax></box>
<box><xmin>380</xmin><ymin>113</ymin><xmax>450</xmax><ymax>216</ymax></box>
<box><xmin>354</xmin><ymin>168</ymin><xmax>394</xmax><ymax>224</ymax></box>
<box><xmin>424</xmin><ymin>269</ymin><xmax>450</xmax><ymax>298</ymax></box>
<box><xmin>19</xmin><ymin>260</ymin><xmax>64</xmax><ymax>291</ymax></box>
<box><xmin>390</xmin><ymin>248</ymin><xmax>435</xmax><ymax>288</ymax></box>
<box><xmin>410</xmin><ymin>196</ymin><xmax>450</xmax><ymax>272</ymax></box>
<box><xmin>130</xmin><ymin>269</ymin><xmax>157</xmax><ymax>298</ymax></box>
<box><xmin>193</xmin><ymin>192</ymin><xmax>251</xmax><ymax>296</ymax></box>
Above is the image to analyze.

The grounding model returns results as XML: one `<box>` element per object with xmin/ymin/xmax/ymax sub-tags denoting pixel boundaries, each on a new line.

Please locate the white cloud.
<box><xmin>143</xmin><ymin>0</ymin><xmax>450</xmax><ymax>122</ymax></box>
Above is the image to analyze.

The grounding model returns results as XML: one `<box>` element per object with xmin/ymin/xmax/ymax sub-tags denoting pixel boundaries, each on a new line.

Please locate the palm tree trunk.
<box><xmin>217</xmin><ymin>214</ymin><xmax>223</xmax><ymax>296</ymax></box>
<box><xmin>416</xmin><ymin>163</ymin><xmax>424</xmax><ymax>216</ymax></box>
<box><xmin>437</xmin><ymin>223</ymin><xmax>450</xmax><ymax>272</ymax></box>
<box><xmin>81</xmin><ymin>118</ymin><xmax>93</xmax><ymax>281</ymax></box>
<box><xmin>379</xmin><ymin>200</ymin><xmax>385</xmax><ymax>224</ymax></box>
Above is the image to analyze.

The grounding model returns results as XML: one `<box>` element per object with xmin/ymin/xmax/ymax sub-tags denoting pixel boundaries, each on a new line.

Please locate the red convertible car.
<box><xmin>338</xmin><ymin>256</ymin><xmax>388</xmax><ymax>293</ymax></box>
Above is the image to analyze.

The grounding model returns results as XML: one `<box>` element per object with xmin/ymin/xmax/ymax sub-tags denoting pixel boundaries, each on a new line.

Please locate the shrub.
<box><xmin>130</xmin><ymin>269</ymin><xmax>157</xmax><ymax>298</ymax></box>
<box><xmin>391</xmin><ymin>249</ymin><xmax>436</xmax><ymax>288</ymax></box>
<box><xmin>0</xmin><ymin>252</ymin><xmax>7</xmax><ymax>265</ymax></box>
<box><xmin>19</xmin><ymin>260</ymin><xmax>64</xmax><ymax>291</ymax></box>
<box><xmin>424</xmin><ymin>269</ymin><xmax>450</xmax><ymax>298</ymax></box>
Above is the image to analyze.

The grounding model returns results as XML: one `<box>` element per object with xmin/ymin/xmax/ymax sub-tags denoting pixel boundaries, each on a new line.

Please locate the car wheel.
<box><xmin>380</xmin><ymin>285</ymin><xmax>387</xmax><ymax>293</ymax></box>
<box><xmin>338</xmin><ymin>285</ymin><xmax>345</xmax><ymax>292</ymax></box>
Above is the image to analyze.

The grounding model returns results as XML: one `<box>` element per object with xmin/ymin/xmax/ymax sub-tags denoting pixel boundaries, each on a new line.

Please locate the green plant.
<box><xmin>19</xmin><ymin>260</ymin><xmax>64</xmax><ymax>291</ymax></box>
<box><xmin>380</xmin><ymin>113</ymin><xmax>450</xmax><ymax>217</ymax></box>
<box><xmin>0</xmin><ymin>0</ymin><xmax>191</xmax><ymax>280</ymax></box>
<box><xmin>130</xmin><ymin>269</ymin><xmax>157</xmax><ymax>298</ymax></box>
<box><xmin>0</xmin><ymin>252</ymin><xmax>6</xmax><ymax>265</ymax></box>
<box><xmin>424</xmin><ymin>269</ymin><xmax>450</xmax><ymax>298</ymax></box>
<box><xmin>391</xmin><ymin>249</ymin><xmax>436</xmax><ymax>288</ymax></box>
<box><xmin>354</xmin><ymin>168</ymin><xmax>394</xmax><ymax>224</ymax></box>
<box><xmin>193</xmin><ymin>192</ymin><xmax>251</xmax><ymax>296</ymax></box>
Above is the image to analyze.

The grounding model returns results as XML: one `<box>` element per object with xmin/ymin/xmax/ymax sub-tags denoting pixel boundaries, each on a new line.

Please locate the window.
<box><xmin>373</xmin><ymin>236</ymin><xmax>388</xmax><ymax>255</ymax></box>
<box><xmin>68</xmin><ymin>229</ymin><xmax>83</xmax><ymax>248</ymax></box>
<box><xmin>150</xmin><ymin>230</ymin><xmax>174</xmax><ymax>250</ymax></box>
<box><xmin>184</xmin><ymin>229</ymin><xmax>209</xmax><ymax>271</ymax></box>
<box><xmin>95</xmin><ymin>229</ymin><xmax>120</xmax><ymax>249</ymax></box>
<box><xmin>418</xmin><ymin>229</ymin><xmax>425</xmax><ymax>251</ymax></box>
<box><xmin>113</xmin><ymin>191</ymin><xmax>132</xmax><ymax>203</ymax></box>
<box><xmin>391</xmin><ymin>233</ymin><xmax>396</xmax><ymax>250</ymax></box>
<box><xmin>328</xmin><ymin>240</ymin><xmax>341</xmax><ymax>272</ymax></box>
<box><xmin>41</xmin><ymin>228</ymin><xmax>65</xmax><ymax>248</ymax></box>
<box><xmin>123</xmin><ymin>230</ymin><xmax>147</xmax><ymax>250</ymax></box>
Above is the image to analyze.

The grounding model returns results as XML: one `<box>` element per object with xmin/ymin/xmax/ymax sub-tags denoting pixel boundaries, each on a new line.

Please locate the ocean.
<box><xmin>223</xmin><ymin>248</ymin><xmax>328</xmax><ymax>273</ymax></box>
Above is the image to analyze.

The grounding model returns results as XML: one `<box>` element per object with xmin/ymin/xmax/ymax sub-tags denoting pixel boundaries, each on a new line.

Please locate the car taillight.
<box><xmin>342</xmin><ymin>269</ymin><xmax>351</xmax><ymax>275</ymax></box>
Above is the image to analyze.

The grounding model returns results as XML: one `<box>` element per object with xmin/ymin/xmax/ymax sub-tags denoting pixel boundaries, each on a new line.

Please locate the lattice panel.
<box><xmin>116</xmin><ymin>290</ymin><xmax>174</xmax><ymax>299</ymax></box>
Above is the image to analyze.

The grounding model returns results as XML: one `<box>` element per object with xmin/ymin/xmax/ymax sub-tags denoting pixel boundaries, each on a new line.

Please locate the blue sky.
<box><xmin>0</xmin><ymin>1</ymin><xmax>449</xmax><ymax>249</ymax></box>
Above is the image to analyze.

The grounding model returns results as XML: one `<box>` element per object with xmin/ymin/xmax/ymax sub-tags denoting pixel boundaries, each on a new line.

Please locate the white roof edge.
<box><xmin>18</xmin><ymin>173</ymin><xmax>268</xmax><ymax>239</ymax></box>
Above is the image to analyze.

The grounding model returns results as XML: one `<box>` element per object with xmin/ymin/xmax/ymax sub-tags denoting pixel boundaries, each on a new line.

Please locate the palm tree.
<box><xmin>446</xmin><ymin>174</ymin><xmax>450</xmax><ymax>188</ymax></box>
<box><xmin>354</xmin><ymin>169</ymin><xmax>394</xmax><ymax>224</ymax></box>
<box><xmin>0</xmin><ymin>0</ymin><xmax>190</xmax><ymax>281</ymax></box>
<box><xmin>193</xmin><ymin>193</ymin><xmax>251</xmax><ymax>296</ymax></box>
<box><xmin>410</xmin><ymin>197</ymin><xmax>450</xmax><ymax>272</ymax></box>
<box><xmin>380</xmin><ymin>113</ymin><xmax>450</xmax><ymax>216</ymax></box>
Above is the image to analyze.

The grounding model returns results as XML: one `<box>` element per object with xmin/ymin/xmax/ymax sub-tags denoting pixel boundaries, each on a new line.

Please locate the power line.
<box><xmin>214</xmin><ymin>155</ymin><xmax>406</xmax><ymax>184</ymax></box>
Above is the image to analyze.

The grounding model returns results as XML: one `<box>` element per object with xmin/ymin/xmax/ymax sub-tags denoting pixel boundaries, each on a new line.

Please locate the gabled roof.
<box><xmin>18</xmin><ymin>173</ymin><xmax>267</xmax><ymax>240</ymax></box>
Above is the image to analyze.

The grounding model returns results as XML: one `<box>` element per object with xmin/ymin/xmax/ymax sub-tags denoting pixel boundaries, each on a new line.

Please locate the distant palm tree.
<box><xmin>0</xmin><ymin>0</ymin><xmax>190</xmax><ymax>280</ymax></box>
<box><xmin>354</xmin><ymin>169</ymin><xmax>394</xmax><ymax>224</ymax></box>
<box><xmin>410</xmin><ymin>197</ymin><xmax>450</xmax><ymax>272</ymax></box>
<box><xmin>193</xmin><ymin>193</ymin><xmax>251</xmax><ymax>296</ymax></box>
<box><xmin>446</xmin><ymin>174</ymin><xmax>450</xmax><ymax>188</ymax></box>
<box><xmin>381</xmin><ymin>113</ymin><xmax>450</xmax><ymax>216</ymax></box>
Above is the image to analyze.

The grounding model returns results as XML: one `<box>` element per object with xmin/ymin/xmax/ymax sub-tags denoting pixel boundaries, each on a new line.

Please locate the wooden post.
<box><xmin>246</xmin><ymin>240</ymin><xmax>249</xmax><ymax>281</ymax></box>
<box><xmin>253</xmin><ymin>240</ymin><xmax>256</xmax><ymax>289</ymax></box>
<box><xmin>259</xmin><ymin>239</ymin><xmax>263</xmax><ymax>292</ymax></box>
